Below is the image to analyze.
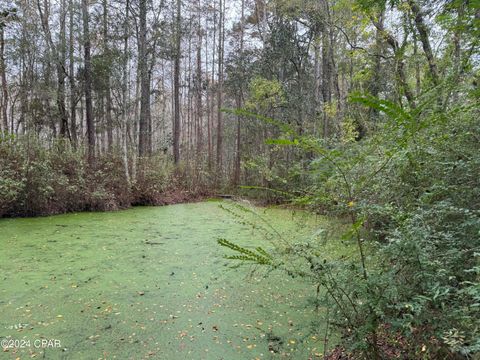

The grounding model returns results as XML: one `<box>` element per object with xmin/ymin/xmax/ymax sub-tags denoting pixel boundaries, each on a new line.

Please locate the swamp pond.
<box><xmin>0</xmin><ymin>201</ymin><xmax>346</xmax><ymax>359</ymax></box>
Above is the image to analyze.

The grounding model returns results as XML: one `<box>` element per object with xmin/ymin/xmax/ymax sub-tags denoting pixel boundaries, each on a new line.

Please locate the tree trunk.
<box><xmin>138</xmin><ymin>0</ymin><xmax>150</xmax><ymax>157</ymax></box>
<box><xmin>37</xmin><ymin>0</ymin><xmax>69</xmax><ymax>139</ymax></box>
<box><xmin>313</xmin><ymin>35</ymin><xmax>321</xmax><ymax>136</ymax></box>
<box><xmin>122</xmin><ymin>0</ymin><xmax>130</xmax><ymax>182</ymax></box>
<box><xmin>452</xmin><ymin>1</ymin><xmax>464</xmax><ymax>103</ymax></box>
<box><xmin>82</xmin><ymin>0</ymin><xmax>95</xmax><ymax>161</ymax></box>
<box><xmin>0</xmin><ymin>26</ymin><xmax>8</xmax><ymax>133</ymax></box>
<box><xmin>58</xmin><ymin>0</ymin><xmax>68</xmax><ymax>139</ymax></box>
<box><xmin>321</xmin><ymin>23</ymin><xmax>331</xmax><ymax>138</ymax></box>
<box><xmin>408</xmin><ymin>0</ymin><xmax>439</xmax><ymax>86</ymax></box>
<box><xmin>369</xmin><ymin>10</ymin><xmax>384</xmax><ymax>122</ymax></box>
<box><xmin>372</xmin><ymin>18</ymin><xmax>416</xmax><ymax>108</ymax></box>
<box><xmin>103</xmin><ymin>0</ymin><xmax>113</xmax><ymax>151</ymax></box>
<box><xmin>412</xmin><ymin>27</ymin><xmax>421</xmax><ymax>97</ymax></box>
<box><xmin>173</xmin><ymin>0</ymin><xmax>181</xmax><ymax>164</ymax></box>
<box><xmin>216</xmin><ymin>0</ymin><xmax>225</xmax><ymax>175</ymax></box>
<box><xmin>233</xmin><ymin>0</ymin><xmax>245</xmax><ymax>186</ymax></box>
<box><xmin>186</xmin><ymin>19</ymin><xmax>193</xmax><ymax>159</ymax></box>
<box><xmin>69</xmin><ymin>0</ymin><xmax>77</xmax><ymax>147</ymax></box>
<box><xmin>195</xmin><ymin>0</ymin><xmax>203</xmax><ymax>157</ymax></box>
<box><xmin>208</xmin><ymin>0</ymin><xmax>217</xmax><ymax>171</ymax></box>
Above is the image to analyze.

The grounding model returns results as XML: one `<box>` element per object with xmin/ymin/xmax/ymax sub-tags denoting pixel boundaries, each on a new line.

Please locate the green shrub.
<box><xmin>218</xmin><ymin>93</ymin><xmax>480</xmax><ymax>358</ymax></box>
<box><xmin>0</xmin><ymin>137</ymin><xmax>176</xmax><ymax>216</ymax></box>
<box><xmin>131</xmin><ymin>155</ymin><xmax>175</xmax><ymax>205</ymax></box>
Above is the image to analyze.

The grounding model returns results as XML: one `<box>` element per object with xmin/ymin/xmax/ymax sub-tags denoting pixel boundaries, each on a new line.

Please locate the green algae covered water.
<box><xmin>0</xmin><ymin>201</ymin><xmax>340</xmax><ymax>359</ymax></box>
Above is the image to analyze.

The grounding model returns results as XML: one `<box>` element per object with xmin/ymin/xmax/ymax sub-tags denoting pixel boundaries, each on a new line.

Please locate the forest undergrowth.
<box><xmin>219</xmin><ymin>91</ymin><xmax>480</xmax><ymax>359</ymax></box>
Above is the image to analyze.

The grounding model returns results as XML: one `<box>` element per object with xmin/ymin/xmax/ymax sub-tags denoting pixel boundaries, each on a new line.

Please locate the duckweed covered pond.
<box><xmin>0</xmin><ymin>201</ymin><xmax>345</xmax><ymax>359</ymax></box>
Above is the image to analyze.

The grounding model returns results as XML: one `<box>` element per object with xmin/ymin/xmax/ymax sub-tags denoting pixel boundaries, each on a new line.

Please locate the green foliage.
<box><xmin>220</xmin><ymin>83</ymin><xmax>480</xmax><ymax>357</ymax></box>
<box><xmin>340</xmin><ymin>118</ymin><xmax>360</xmax><ymax>143</ymax></box>
<box><xmin>131</xmin><ymin>155</ymin><xmax>174</xmax><ymax>205</ymax></box>
<box><xmin>0</xmin><ymin>137</ymin><xmax>196</xmax><ymax>217</ymax></box>
<box><xmin>217</xmin><ymin>238</ymin><xmax>273</xmax><ymax>265</ymax></box>
<box><xmin>246</xmin><ymin>77</ymin><xmax>286</xmax><ymax>113</ymax></box>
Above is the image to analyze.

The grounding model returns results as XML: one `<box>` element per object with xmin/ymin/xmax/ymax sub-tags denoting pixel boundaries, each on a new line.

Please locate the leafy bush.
<box><xmin>0</xmin><ymin>137</ymin><xmax>198</xmax><ymax>217</ymax></box>
<box><xmin>218</xmin><ymin>92</ymin><xmax>480</xmax><ymax>358</ymax></box>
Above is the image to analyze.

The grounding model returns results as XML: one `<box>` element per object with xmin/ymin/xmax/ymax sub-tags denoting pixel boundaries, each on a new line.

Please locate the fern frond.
<box><xmin>349</xmin><ymin>93</ymin><xmax>413</xmax><ymax>126</ymax></box>
<box><xmin>255</xmin><ymin>247</ymin><xmax>273</xmax><ymax>259</ymax></box>
<box><xmin>218</xmin><ymin>238</ymin><xmax>273</xmax><ymax>265</ymax></box>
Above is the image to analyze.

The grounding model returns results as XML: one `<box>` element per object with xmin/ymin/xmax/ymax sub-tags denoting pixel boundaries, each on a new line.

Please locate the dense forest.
<box><xmin>0</xmin><ymin>0</ymin><xmax>479</xmax><ymax>358</ymax></box>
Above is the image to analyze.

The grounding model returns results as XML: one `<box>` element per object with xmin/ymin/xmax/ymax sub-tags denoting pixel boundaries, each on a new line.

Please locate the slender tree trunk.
<box><xmin>19</xmin><ymin>48</ymin><xmax>27</xmax><ymax>134</ymax></box>
<box><xmin>195</xmin><ymin>0</ymin><xmax>203</xmax><ymax>157</ymax></box>
<box><xmin>147</xmin><ymin>71</ymin><xmax>152</xmax><ymax>153</ymax></box>
<box><xmin>173</xmin><ymin>0</ymin><xmax>181</xmax><ymax>164</ymax></box>
<box><xmin>122</xmin><ymin>0</ymin><xmax>130</xmax><ymax>183</ymax></box>
<box><xmin>0</xmin><ymin>26</ymin><xmax>8</xmax><ymax>133</ymax></box>
<box><xmin>103</xmin><ymin>0</ymin><xmax>113</xmax><ymax>151</ymax></box>
<box><xmin>69</xmin><ymin>0</ymin><xmax>77</xmax><ymax>147</ymax></box>
<box><xmin>408</xmin><ymin>0</ymin><xmax>439</xmax><ymax>85</ymax></box>
<box><xmin>412</xmin><ymin>28</ymin><xmax>421</xmax><ymax>97</ymax></box>
<box><xmin>58</xmin><ymin>0</ymin><xmax>68</xmax><ymax>139</ymax></box>
<box><xmin>321</xmin><ymin>23</ymin><xmax>331</xmax><ymax>138</ymax></box>
<box><xmin>82</xmin><ymin>0</ymin><xmax>95</xmax><ymax>161</ymax></box>
<box><xmin>216</xmin><ymin>0</ymin><xmax>225</xmax><ymax>175</ymax></box>
<box><xmin>138</xmin><ymin>0</ymin><xmax>150</xmax><ymax>157</ymax></box>
<box><xmin>146</xmin><ymin>49</ymin><xmax>156</xmax><ymax>154</ymax></box>
<box><xmin>326</xmin><ymin>3</ymin><xmax>340</xmax><ymax>111</ymax></box>
<box><xmin>98</xmin><ymin>95</ymin><xmax>104</xmax><ymax>153</ymax></box>
<box><xmin>372</xmin><ymin>18</ymin><xmax>416</xmax><ymax>108</ymax></box>
<box><xmin>204</xmin><ymin>8</ymin><xmax>210</xmax><ymax>168</ymax></box>
<box><xmin>452</xmin><ymin>1</ymin><xmax>464</xmax><ymax>103</ymax></box>
<box><xmin>313</xmin><ymin>35</ymin><xmax>321</xmax><ymax>136</ymax></box>
<box><xmin>186</xmin><ymin>19</ymin><xmax>193</xmax><ymax>159</ymax></box>
<box><xmin>208</xmin><ymin>0</ymin><xmax>217</xmax><ymax>171</ymax></box>
<box><xmin>9</xmin><ymin>91</ymin><xmax>17</xmax><ymax>133</ymax></box>
<box><xmin>37</xmin><ymin>0</ymin><xmax>69</xmax><ymax>139</ymax></box>
<box><xmin>42</xmin><ymin>55</ymin><xmax>57</xmax><ymax>138</ymax></box>
<box><xmin>233</xmin><ymin>0</ymin><xmax>245</xmax><ymax>186</ymax></box>
<box><xmin>370</xmin><ymin>10</ymin><xmax>384</xmax><ymax>122</ymax></box>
